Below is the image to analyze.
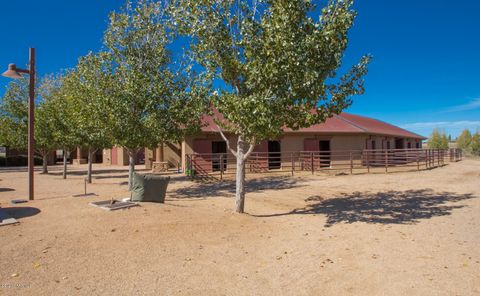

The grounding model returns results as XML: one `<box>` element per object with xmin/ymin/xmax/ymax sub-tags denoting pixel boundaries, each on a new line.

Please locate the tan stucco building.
<box><xmin>93</xmin><ymin>112</ymin><xmax>425</xmax><ymax>173</ymax></box>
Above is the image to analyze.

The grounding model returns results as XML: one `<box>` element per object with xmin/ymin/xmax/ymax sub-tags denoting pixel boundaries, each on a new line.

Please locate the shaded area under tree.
<box><xmin>169</xmin><ymin>176</ymin><xmax>306</xmax><ymax>199</ymax></box>
<box><xmin>255</xmin><ymin>189</ymin><xmax>476</xmax><ymax>227</ymax></box>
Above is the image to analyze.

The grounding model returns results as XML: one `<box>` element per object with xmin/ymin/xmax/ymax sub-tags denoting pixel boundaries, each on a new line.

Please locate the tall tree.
<box><xmin>0</xmin><ymin>77</ymin><xmax>68</xmax><ymax>173</ymax></box>
<box><xmin>470</xmin><ymin>132</ymin><xmax>480</xmax><ymax>156</ymax></box>
<box><xmin>0</xmin><ymin>79</ymin><xmax>29</xmax><ymax>151</ymax></box>
<box><xmin>103</xmin><ymin>0</ymin><xmax>209</xmax><ymax>189</ymax></box>
<box><xmin>62</xmin><ymin>53</ymin><xmax>114</xmax><ymax>183</ymax></box>
<box><xmin>42</xmin><ymin>73</ymin><xmax>79</xmax><ymax>178</ymax></box>
<box><xmin>35</xmin><ymin>101</ymin><xmax>57</xmax><ymax>174</ymax></box>
<box><xmin>172</xmin><ymin>0</ymin><xmax>370</xmax><ymax>212</ymax></box>
<box><xmin>456</xmin><ymin>129</ymin><xmax>472</xmax><ymax>150</ymax></box>
<box><xmin>427</xmin><ymin>128</ymin><xmax>449</xmax><ymax>150</ymax></box>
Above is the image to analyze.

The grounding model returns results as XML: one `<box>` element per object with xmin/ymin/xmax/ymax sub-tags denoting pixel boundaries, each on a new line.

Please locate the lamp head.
<box><xmin>2</xmin><ymin>64</ymin><xmax>23</xmax><ymax>79</ymax></box>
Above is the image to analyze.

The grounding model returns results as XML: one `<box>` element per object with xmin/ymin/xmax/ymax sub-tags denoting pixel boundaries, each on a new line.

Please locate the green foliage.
<box><xmin>35</xmin><ymin>75</ymin><xmax>69</xmax><ymax>155</ymax></box>
<box><xmin>41</xmin><ymin>74</ymin><xmax>79</xmax><ymax>152</ymax></box>
<box><xmin>102</xmin><ymin>0</ymin><xmax>209</xmax><ymax>152</ymax></box>
<box><xmin>171</xmin><ymin>0</ymin><xmax>370</xmax><ymax>143</ymax></box>
<box><xmin>456</xmin><ymin>129</ymin><xmax>472</xmax><ymax>150</ymax></box>
<box><xmin>0</xmin><ymin>79</ymin><xmax>29</xmax><ymax>149</ymax></box>
<box><xmin>470</xmin><ymin>133</ymin><xmax>480</xmax><ymax>156</ymax></box>
<box><xmin>0</xmin><ymin>75</ymin><xmax>76</xmax><ymax>167</ymax></box>
<box><xmin>427</xmin><ymin>128</ymin><xmax>449</xmax><ymax>149</ymax></box>
<box><xmin>62</xmin><ymin>53</ymin><xmax>114</xmax><ymax>151</ymax></box>
<box><xmin>171</xmin><ymin>0</ymin><xmax>370</xmax><ymax>212</ymax></box>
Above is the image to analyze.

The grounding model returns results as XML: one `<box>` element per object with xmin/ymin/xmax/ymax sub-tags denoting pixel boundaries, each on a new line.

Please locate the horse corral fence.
<box><xmin>186</xmin><ymin>148</ymin><xmax>462</xmax><ymax>180</ymax></box>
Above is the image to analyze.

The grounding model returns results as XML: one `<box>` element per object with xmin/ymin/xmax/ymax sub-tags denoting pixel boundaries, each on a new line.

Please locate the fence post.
<box><xmin>350</xmin><ymin>152</ymin><xmax>353</xmax><ymax>174</ymax></box>
<box><xmin>220</xmin><ymin>154</ymin><xmax>224</xmax><ymax>181</ymax></box>
<box><xmin>429</xmin><ymin>149</ymin><xmax>432</xmax><ymax>168</ymax></box>
<box><xmin>385</xmin><ymin>150</ymin><xmax>388</xmax><ymax>173</ymax></box>
<box><xmin>311</xmin><ymin>152</ymin><xmax>314</xmax><ymax>175</ymax></box>
<box><xmin>291</xmin><ymin>152</ymin><xmax>294</xmax><ymax>176</ymax></box>
<box><xmin>366</xmin><ymin>151</ymin><xmax>370</xmax><ymax>173</ymax></box>
<box><xmin>430</xmin><ymin>149</ymin><xmax>433</xmax><ymax>168</ymax></box>
<box><xmin>426</xmin><ymin>150</ymin><xmax>429</xmax><ymax>168</ymax></box>
<box><xmin>416</xmin><ymin>150</ymin><xmax>420</xmax><ymax>171</ymax></box>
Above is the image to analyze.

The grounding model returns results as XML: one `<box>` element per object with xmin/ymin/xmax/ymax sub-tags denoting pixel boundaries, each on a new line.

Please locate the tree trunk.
<box><xmin>87</xmin><ymin>148</ymin><xmax>94</xmax><ymax>184</ymax></box>
<box><xmin>63</xmin><ymin>148</ymin><xmax>68</xmax><ymax>179</ymax></box>
<box><xmin>41</xmin><ymin>153</ymin><xmax>48</xmax><ymax>174</ymax></box>
<box><xmin>127</xmin><ymin>149</ymin><xmax>136</xmax><ymax>191</ymax></box>
<box><xmin>235</xmin><ymin>138</ymin><xmax>246</xmax><ymax>213</ymax></box>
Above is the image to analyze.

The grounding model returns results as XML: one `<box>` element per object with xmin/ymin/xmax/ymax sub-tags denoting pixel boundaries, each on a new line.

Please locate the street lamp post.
<box><xmin>2</xmin><ymin>48</ymin><xmax>36</xmax><ymax>200</ymax></box>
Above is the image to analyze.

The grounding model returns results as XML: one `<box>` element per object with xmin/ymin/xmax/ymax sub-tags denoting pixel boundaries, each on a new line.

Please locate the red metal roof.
<box><xmin>201</xmin><ymin>110</ymin><xmax>425</xmax><ymax>139</ymax></box>
<box><xmin>336</xmin><ymin>113</ymin><xmax>425</xmax><ymax>139</ymax></box>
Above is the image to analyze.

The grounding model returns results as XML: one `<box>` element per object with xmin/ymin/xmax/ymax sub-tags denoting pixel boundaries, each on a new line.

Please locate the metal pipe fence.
<box><xmin>185</xmin><ymin>148</ymin><xmax>462</xmax><ymax>180</ymax></box>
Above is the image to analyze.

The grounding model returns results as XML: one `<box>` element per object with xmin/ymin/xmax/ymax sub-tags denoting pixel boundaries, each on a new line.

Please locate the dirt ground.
<box><xmin>0</xmin><ymin>160</ymin><xmax>479</xmax><ymax>296</ymax></box>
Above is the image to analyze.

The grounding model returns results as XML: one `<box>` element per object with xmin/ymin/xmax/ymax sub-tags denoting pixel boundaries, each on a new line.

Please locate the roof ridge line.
<box><xmin>335</xmin><ymin>114</ymin><xmax>369</xmax><ymax>132</ymax></box>
<box><xmin>346</xmin><ymin>113</ymin><xmax>426</xmax><ymax>139</ymax></box>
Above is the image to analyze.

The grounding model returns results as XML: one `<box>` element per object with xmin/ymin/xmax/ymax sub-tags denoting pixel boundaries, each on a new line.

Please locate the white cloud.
<box><xmin>442</xmin><ymin>98</ymin><xmax>480</xmax><ymax>113</ymax></box>
<box><xmin>401</xmin><ymin>121</ymin><xmax>480</xmax><ymax>129</ymax></box>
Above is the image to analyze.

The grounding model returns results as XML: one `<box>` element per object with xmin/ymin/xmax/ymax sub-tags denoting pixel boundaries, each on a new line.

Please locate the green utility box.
<box><xmin>131</xmin><ymin>173</ymin><xmax>170</xmax><ymax>203</ymax></box>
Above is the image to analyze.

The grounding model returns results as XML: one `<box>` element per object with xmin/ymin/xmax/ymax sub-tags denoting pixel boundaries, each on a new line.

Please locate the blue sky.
<box><xmin>0</xmin><ymin>0</ymin><xmax>479</xmax><ymax>138</ymax></box>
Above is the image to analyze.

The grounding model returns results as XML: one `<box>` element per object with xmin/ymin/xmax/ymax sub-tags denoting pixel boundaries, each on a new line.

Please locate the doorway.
<box><xmin>268</xmin><ymin>141</ymin><xmax>281</xmax><ymax>170</ymax></box>
<box><xmin>395</xmin><ymin>138</ymin><xmax>404</xmax><ymax>149</ymax></box>
<box><xmin>212</xmin><ymin>141</ymin><xmax>227</xmax><ymax>171</ymax></box>
<box><xmin>319</xmin><ymin>140</ymin><xmax>331</xmax><ymax>167</ymax></box>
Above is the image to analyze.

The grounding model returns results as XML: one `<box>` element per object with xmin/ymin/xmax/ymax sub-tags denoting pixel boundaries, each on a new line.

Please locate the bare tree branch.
<box><xmin>243</xmin><ymin>137</ymin><xmax>256</xmax><ymax>161</ymax></box>
<box><xmin>217</xmin><ymin>124</ymin><xmax>238</xmax><ymax>157</ymax></box>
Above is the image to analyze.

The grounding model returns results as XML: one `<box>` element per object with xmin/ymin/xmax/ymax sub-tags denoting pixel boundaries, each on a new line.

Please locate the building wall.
<box><xmin>182</xmin><ymin>134</ymin><xmax>236</xmax><ymax>172</ymax></box>
<box><xmin>145</xmin><ymin>143</ymin><xmax>182</xmax><ymax>169</ymax></box>
<box><xmin>183</xmin><ymin>132</ymin><xmax>424</xmax><ymax>172</ymax></box>
<box><xmin>103</xmin><ymin>147</ymin><xmax>129</xmax><ymax>166</ymax></box>
<box><xmin>102</xmin><ymin>147</ymin><xmax>148</xmax><ymax>167</ymax></box>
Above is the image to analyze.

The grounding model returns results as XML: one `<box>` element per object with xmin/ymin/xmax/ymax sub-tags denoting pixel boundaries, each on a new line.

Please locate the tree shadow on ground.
<box><xmin>4</xmin><ymin>207</ymin><xmax>41</xmax><ymax>220</ymax></box>
<box><xmin>169</xmin><ymin>176</ymin><xmax>306</xmax><ymax>199</ymax></box>
<box><xmin>94</xmin><ymin>174</ymin><xmax>130</xmax><ymax>180</ymax></box>
<box><xmin>0</xmin><ymin>188</ymin><xmax>15</xmax><ymax>192</ymax></box>
<box><xmin>254</xmin><ymin>189</ymin><xmax>476</xmax><ymax>227</ymax></box>
<box><xmin>48</xmin><ymin>168</ymin><xmax>150</xmax><ymax>177</ymax></box>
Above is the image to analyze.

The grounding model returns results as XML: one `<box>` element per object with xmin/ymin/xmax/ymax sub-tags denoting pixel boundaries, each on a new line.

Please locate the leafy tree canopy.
<box><xmin>0</xmin><ymin>79</ymin><xmax>29</xmax><ymax>149</ymax></box>
<box><xmin>456</xmin><ymin>129</ymin><xmax>472</xmax><ymax>150</ymax></box>
<box><xmin>171</xmin><ymin>0</ymin><xmax>370</xmax><ymax>143</ymax></box>
<box><xmin>170</xmin><ymin>0</ymin><xmax>370</xmax><ymax>212</ymax></box>
<box><xmin>427</xmin><ymin>128</ymin><xmax>449</xmax><ymax>150</ymax></box>
<box><xmin>103</xmin><ymin>0</ymin><xmax>209</xmax><ymax>152</ymax></box>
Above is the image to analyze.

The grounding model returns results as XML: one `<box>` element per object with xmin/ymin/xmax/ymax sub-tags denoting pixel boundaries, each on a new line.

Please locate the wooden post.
<box><xmin>366</xmin><ymin>151</ymin><xmax>370</xmax><ymax>173</ymax></box>
<box><xmin>416</xmin><ymin>151</ymin><xmax>420</xmax><ymax>171</ymax></box>
<box><xmin>350</xmin><ymin>152</ymin><xmax>353</xmax><ymax>174</ymax></box>
<box><xmin>431</xmin><ymin>149</ymin><xmax>434</xmax><ymax>168</ymax></box>
<box><xmin>385</xmin><ymin>150</ymin><xmax>388</xmax><ymax>173</ymax></box>
<box><xmin>428</xmin><ymin>149</ymin><xmax>431</xmax><ymax>168</ymax></box>
<box><xmin>311</xmin><ymin>152</ymin><xmax>314</xmax><ymax>175</ymax></box>
<box><xmin>191</xmin><ymin>155</ymin><xmax>195</xmax><ymax>180</ymax></box>
<box><xmin>291</xmin><ymin>152</ymin><xmax>294</xmax><ymax>176</ymax></box>
<box><xmin>425</xmin><ymin>150</ymin><xmax>428</xmax><ymax>169</ymax></box>
<box><xmin>220</xmin><ymin>154</ymin><xmax>224</xmax><ymax>180</ymax></box>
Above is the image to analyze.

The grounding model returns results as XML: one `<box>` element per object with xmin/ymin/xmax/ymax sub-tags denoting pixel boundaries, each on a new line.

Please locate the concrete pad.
<box><xmin>89</xmin><ymin>200</ymin><xmax>139</xmax><ymax>211</ymax></box>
